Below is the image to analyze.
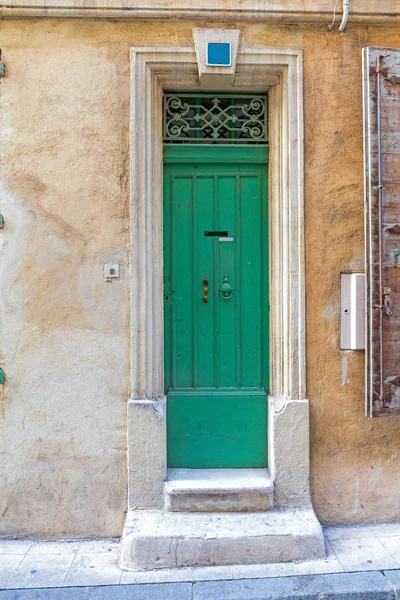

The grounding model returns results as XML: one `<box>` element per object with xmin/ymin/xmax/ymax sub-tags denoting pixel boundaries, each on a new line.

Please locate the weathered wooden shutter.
<box><xmin>363</xmin><ymin>47</ymin><xmax>400</xmax><ymax>417</ymax></box>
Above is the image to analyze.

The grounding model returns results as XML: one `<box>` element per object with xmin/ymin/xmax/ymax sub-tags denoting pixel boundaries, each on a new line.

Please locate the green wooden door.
<box><xmin>164</xmin><ymin>145</ymin><xmax>269</xmax><ymax>468</ymax></box>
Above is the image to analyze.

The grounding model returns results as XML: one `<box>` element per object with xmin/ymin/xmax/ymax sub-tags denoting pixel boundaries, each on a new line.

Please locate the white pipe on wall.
<box><xmin>339</xmin><ymin>0</ymin><xmax>349</xmax><ymax>32</ymax></box>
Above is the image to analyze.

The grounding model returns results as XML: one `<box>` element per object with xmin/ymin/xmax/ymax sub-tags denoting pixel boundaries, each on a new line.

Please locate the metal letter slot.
<box><xmin>204</xmin><ymin>231</ymin><xmax>228</xmax><ymax>237</ymax></box>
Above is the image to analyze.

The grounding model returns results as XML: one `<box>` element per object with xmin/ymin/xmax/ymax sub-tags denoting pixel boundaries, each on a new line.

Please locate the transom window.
<box><xmin>163</xmin><ymin>94</ymin><xmax>268</xmax><ymax>144</ymax></box>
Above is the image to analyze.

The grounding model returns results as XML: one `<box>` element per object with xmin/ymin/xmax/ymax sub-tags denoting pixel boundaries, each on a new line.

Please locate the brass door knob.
<box><xmin>203</xmin><ymin>278</ymin><xmax>209</xmax><ymax>303</ymax></box>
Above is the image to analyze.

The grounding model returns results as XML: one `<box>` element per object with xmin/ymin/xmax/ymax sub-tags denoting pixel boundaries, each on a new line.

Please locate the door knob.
<box><xmin>203</xmin><ymin>278</ymin><xmax>209</xmax><ymax>303</ymax></box>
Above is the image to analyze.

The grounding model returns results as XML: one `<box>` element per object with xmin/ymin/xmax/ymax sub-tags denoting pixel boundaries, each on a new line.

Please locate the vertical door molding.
<box><xmin>129</xmin><ymin>46</ymin><xmax>309</xmax><ymax>509</ymax></box>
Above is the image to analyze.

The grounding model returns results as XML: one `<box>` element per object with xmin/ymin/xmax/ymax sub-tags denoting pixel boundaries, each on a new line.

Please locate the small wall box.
<box><xmin>206</xmin><ymin>42</ymin><xmax>232</xmax><ymax>67</ymax></box>
<box><xmin>340</xmin><ymin>273</ymin><xmax>365</xmax><ymax>350</ymax></box>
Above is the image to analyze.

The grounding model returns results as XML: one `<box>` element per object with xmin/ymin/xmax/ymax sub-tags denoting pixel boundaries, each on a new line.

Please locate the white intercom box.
<box><xmin>340</xmin><ymin>273</ymin><xmax>365</xmax><ymax>350</ymax></box>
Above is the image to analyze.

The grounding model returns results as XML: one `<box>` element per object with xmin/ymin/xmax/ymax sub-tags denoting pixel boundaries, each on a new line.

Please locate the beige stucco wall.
<box><xmin>1</xmin><ymin>17</ymin><xmax>400</xmax><ymax>535</ymax></box>
<box><xmin>2</xmin><ymin>1</ymin><xmax>400</xmax><ymax>23</ymax></box>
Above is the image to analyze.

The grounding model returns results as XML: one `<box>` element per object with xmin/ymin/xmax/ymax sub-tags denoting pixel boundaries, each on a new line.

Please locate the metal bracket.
<box><xmin>383</xmin><ymin>287</ymin><xmax>394</xmax><ymax>316</ymax></box>
<box><xmin>0</xmin><ymin>50</ymin><xmax>5</xmax><ymax>81</ymax></box>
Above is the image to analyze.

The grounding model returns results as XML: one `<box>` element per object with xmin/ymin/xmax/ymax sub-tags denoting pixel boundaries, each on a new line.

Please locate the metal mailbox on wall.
<box><xmin>363</xmin><ymin>46</ymin><xmax>400</xmax><ymax>417</ymax></box>
<box><xmin>340</xmin><ymin>273</ymin><xmax>365</xmax><ymax>351</ymax></box>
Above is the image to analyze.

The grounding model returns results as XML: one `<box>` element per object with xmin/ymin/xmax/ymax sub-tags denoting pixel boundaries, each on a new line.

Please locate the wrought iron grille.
<box><xmin>163</xmin><ymin>94</ymin><xmax>268</xmax><ymax>144</ymax></box>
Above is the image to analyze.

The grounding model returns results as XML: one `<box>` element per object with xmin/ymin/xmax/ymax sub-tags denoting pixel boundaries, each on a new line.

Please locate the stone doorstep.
<box><xmin>121</xmin><ymin>508</ymin><xmax>326</xmax><ymax>571</ymax></box>
<box><xmin>164</xmin><ymin>468</ymin><xmax>274</xmax><ymax>512</ymax></box>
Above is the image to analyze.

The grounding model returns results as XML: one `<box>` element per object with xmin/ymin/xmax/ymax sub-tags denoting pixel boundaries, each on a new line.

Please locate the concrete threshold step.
<box><xmin>165</xmin><ymin>468</ymin><xmax>274</xmax><ymax>512</ymax></box>
<box><xmin>121</xmin><ymin>508</ymin><xmax>325</xmax><ymax>570</ymax></box>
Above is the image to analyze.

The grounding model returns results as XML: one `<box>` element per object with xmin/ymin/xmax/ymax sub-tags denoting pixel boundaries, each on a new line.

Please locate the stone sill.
<box><xmin>165</xmin><ymin>468</ymin><xmax>273</xmax><ymax>495</ymax></box>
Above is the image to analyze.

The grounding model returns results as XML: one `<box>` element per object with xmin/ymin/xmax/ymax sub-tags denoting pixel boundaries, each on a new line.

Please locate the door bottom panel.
<box><xmin>167</xmin><ymin>391</ymin><xmax>267</xmax><ymax>469</ymax></box>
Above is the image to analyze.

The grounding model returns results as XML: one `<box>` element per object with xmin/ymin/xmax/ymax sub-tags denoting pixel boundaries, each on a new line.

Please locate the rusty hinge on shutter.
<box><xmin>386</xmin><ymin>224</ymin><xmax>400</xmax><ymax>235</ymax></box>
<box><xmin>368</xmin><ymin>67</ymin><xmax>400</xmax><ymax>85</ymax></box>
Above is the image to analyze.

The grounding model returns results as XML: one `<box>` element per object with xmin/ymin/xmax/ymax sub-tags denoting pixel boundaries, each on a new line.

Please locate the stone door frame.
<box><xmin>128</xmin><ymin>45</ymin><xmax>312</xmax><ymax>510</ymax></box>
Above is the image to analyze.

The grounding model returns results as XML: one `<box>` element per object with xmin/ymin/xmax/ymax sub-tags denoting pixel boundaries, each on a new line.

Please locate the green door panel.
<box><xmin>164</xmin><ymin>145</ymin><xmax>269</xmax><ymax>468</ymax></box>
<box><xmin>167</xmin><ymin>392</ymin><xmax>267</xmax><ymax>469</ymax></box>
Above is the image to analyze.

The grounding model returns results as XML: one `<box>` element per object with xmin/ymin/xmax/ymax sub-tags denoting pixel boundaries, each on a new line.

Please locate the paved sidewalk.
<box><xmin>1</xmin><ymin>523</ymin><xmax>400</xmax><ymax>596</ymax></box>
<box><xmin>0</xmin><ymin>571</ymin><xmax>400</xmax><ymax>599</ymax></box>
